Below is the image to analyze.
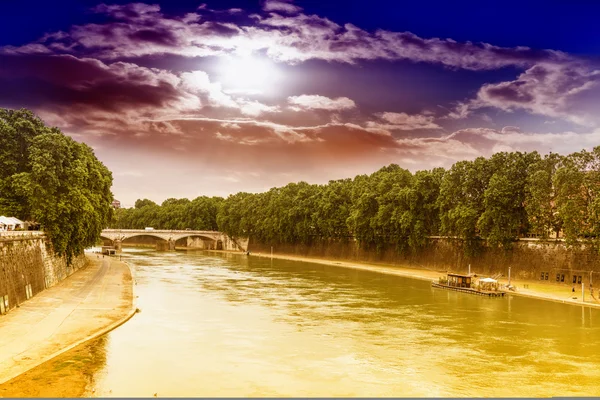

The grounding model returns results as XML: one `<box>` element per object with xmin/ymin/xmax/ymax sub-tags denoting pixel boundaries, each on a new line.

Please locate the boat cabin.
<box><xmin>446</xmin><ymin>273</ymin><xmax>473</xmax><ymax>288</ymax></box>
<box><xmin>478</xmin><ymin>277</ymin><xmax>499</xmax><ymax>291</ymax></box>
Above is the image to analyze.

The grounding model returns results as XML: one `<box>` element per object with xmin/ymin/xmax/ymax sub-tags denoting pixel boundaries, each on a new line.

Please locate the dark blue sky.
<box><xmin>2</xmin><ymin>0</ymin><xmax>600</xmax><ymax>55</ymax></box>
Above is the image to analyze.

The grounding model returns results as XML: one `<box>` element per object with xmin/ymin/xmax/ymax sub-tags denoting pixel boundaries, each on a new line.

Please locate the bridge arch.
<box><xmin>119</xmin><ymin>234</ymin><xmax>175</xmax><ymax>251</ymax></box>
<box><xmin>99</xmin><ymin>235</ymin><xmax>114</xmax><ymax>243</ymax></box>
<box><xmin>173</xmin><ymin>234</ymin><xmax>220</xmax><ymax>250</ymax></box>
<box><xmin>120</xmin><ymin>233</ymin><xmax>171</xmax><ymax>242</ymax></box>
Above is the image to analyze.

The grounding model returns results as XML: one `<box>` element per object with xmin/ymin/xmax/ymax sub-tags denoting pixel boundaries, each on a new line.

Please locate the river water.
<box><xmin>83</xmin><ymin>249</ymin><xmax>600</xmax><ymax>397</ymax></box>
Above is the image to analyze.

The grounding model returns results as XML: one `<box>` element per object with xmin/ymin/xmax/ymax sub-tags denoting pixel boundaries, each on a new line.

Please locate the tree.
<box><xmin>347</xmin><ymin>164</ymin><xmax>414</xmax><ymax>251</ymax></box>
<box><xmin>477</xmin><ymin>152</ymin><xmax>538</xmax><ymax>248</ymax></box>
<box><xmin>313</xmin><ymin>179</ymin><xmax>353</xmax><ymax>238</ymax></box>
<box><xmin>553</xmin><ymin>148</ymin><xmax>600</xmax><ymax>246</ymax></box>
<box><xmin>186</xmin><ymin>196</ymin><xmax>223</xmax><ymax>230</ymax></box>
<box><xmin>438</xmin><ymin>160</ymin><xmax>486</xmax><ymax>240</ymax></box>
<box><xmin>0</xmin><ymin>108</ymin><xmax>113</xmax><ymax>264</ymax></box>
<box><xmin>135</xmin><ymin>199</ymin><xmax>157</xmax><ymax>209</ymax></box>
<box><xmin>404</xmin><ymin>168</ymin><xmax>445</xmax><ymax>249</ymax></box>
<box><xmin>525</xmin><ymin>152</ymin><xmax>563</xmax><ymax>238</ymax></box>
<box><xmin>108</xmin><ymin>147</ymin><xmax>600</xmax><ymax>254</ymax></box>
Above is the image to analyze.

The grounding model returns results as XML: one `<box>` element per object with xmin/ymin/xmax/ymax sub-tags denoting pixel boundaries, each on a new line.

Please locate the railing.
<box><xmin>0</xmin><ymin>230</ymin><xmax>44</xmax><ymax>238</ymax></box>
<box><xmin>102</xmin><ymin>229</ymin><xmax>221</xmax><ymax>234</ymax></box>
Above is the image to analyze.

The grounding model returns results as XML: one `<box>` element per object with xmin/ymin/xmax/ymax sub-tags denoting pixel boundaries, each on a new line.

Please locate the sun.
<box><xmin>218</xmin><ymin>55</ymin><xmax>279</xmax><ymax>94</ymax></box>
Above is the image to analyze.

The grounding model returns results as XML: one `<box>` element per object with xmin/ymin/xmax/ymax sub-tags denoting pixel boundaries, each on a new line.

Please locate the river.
<box><xmin>80</xmin><ymin>248</ymin><xmax>600</xmax><ymax>397</ymax></box>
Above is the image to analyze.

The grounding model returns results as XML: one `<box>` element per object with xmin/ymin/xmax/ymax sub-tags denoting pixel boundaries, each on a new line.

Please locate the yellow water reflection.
<box><xmin>84</xmin><ymin>249</ymin><xmax>600</xmax><ymax>397</ymax></box>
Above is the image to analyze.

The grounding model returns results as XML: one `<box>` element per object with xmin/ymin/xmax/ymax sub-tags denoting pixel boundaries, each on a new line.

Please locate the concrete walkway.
<box><xmin>0</xmin><ymin>256</ymin><xmax>135</xmax><ymax>384</ymax></box>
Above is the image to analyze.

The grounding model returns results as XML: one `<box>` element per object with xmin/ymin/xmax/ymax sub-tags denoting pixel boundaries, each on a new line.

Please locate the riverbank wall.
<box><xmin>249</xmin><ymin>237</ymin><xmax>600</xmax><ymax>286</ymax></box>
<box><xmin>0</xmin><ymin>232</ymin><xmax>86</xmax><ymax>315</ymax></box>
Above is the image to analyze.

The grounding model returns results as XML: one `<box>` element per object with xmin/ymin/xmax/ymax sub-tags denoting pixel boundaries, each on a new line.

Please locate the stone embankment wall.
<box><xmin>0</xmin><ymin>232</ymin><xmax>86</xmax><ymax>315</ymax></box>
<box><xmin>185</xmin><ymin>236</ymin><xmax>247</xmax><ymax>251</ymax></box>
<box><xmin>185</xmin><ymin>237</ymin><xmax>215</xmax><ymax>249</ymax></box>
<box><xmin>249</xmin><ymin>237</ymin><xmax>600</xmax><ymax>285</ymax></box>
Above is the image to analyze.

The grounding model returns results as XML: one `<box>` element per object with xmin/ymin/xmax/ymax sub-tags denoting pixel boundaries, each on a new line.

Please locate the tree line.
<box><xmin>112</xmin><ymin>197</ymin><xmax>221</xmax><ymax>231</ymax></box>
<box><xmin>0</xmin><ymin>109</ymin><xmax>114</xmax><ymax>264</ymax></box>
<box><xmin>113</xmin><ymin>147</ymin><xmax>600</xmax><ymax>253</ymax></box>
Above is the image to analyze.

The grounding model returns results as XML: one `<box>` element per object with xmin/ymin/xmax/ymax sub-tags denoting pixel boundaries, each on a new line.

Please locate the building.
<box><xmin>112</xmin><ymin>199</ymin><xmax>121</xmax><ymax>209</ymax></box>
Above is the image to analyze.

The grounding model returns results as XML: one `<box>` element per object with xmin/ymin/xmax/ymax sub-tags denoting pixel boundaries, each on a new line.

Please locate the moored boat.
<box><xmin>432</xmin><ymin>272</ymin><xmax>505</xmax><ymax>297</ymax></box>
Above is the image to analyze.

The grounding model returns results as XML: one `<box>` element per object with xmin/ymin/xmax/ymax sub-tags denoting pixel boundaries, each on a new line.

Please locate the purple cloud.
<box><xmin>0</xmin><ymin>54</ymin><xmax>193</xmax><ymax>112</ymax></box>
<box><xmin>1</xmin><ymin>3</ymin><xmax>574</xmax><ymax>71</ymax></box>
<box><xmin>262</xmin><ymin>0</ymin><xmax>302</xmax><ymax>14</ymax></box>
<box><xmin>475</xmin><ymin>63</ymin><xmax>600</xmax><ymax>127</ymax></box>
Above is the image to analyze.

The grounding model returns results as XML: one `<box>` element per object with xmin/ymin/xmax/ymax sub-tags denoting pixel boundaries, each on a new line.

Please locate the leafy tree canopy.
<box><xmin>0</xmin><ymin>108</ymin><xmax>114</xmax><ymax>264</ymax></box>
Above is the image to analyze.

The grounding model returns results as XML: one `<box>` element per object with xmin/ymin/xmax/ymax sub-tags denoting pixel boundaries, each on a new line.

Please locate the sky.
<box><xmin>1</xmin><ymin>1</ymin><xmax>600</xmax><ymax>207</ymax></box>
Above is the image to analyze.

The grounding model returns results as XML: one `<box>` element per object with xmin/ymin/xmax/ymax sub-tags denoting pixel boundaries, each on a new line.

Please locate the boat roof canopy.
<box><xmin>447</xmin><ymin>273</ymin><xmax>472</xmax><ymax>278</ymax></box>
<box><xmin>480</xmin><ymin>277</ymin><xmax>498</xmax><ymax>283</ymax></box>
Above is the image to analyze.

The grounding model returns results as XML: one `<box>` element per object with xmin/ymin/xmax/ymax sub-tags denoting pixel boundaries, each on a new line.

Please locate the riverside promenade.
<box><xmin>0</xmin><ymin>256</ymin><xmax>135</xmax><ymax>385</ymax></box>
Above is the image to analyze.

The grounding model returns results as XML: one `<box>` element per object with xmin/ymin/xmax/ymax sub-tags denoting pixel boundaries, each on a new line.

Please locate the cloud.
<box><xmin>0</xmin><ymin>4</ymin><xmax>243</xmax><ymax>59</ymax></box>
<box><xmin>288</xmin><ymin>94</ymin><xmax>356</xmax><ymax>111</ymax></box>
<box><xmin>250</xmin><ymin>13</ymin><xmax>571</xmax><ymax>68</ymax></box>
<box><xmin>180</xmin><ymin>70</ymin><xmax>279</xmax><ymax>116</ymax></box>
<box><xmin>3</xmin><ymin>2</ymin><xmax>599</xmax><ymax>204</ymax></box>
<box><xmin>444</xmin><ymin>102</ymin><xmax>471</xmax><ymax>120</ymax></box>
<box><xmin>437</xmin><ymin>126</ymin><xmax>600</xmax><ymax>156</ymax></box>
<box><xmin>92</xmin><ymin>3</ymin><xmax>161</xmax><ymax>19</ymax></box>
<box><xmin>0</xmin><ymin>3</ymin><xmax>574</xmax><ymax>71</ymax></box>
<box><xmin>474</xmin><ymin>63</ymin><xmax>600</xmax><ymax>127</ymax></box>
<box><xmin>366</xmin><ymin>112</ymin><xmax>441</xmax><ymax>131</ymax></box>
<box><xmin>238</xmin><ymin>100</ymin><xmax>280</xmax><ymax>117</ymax></box>
<box><xmin>0</xmin><ymin>54</ymin><xmax>282</xmax><ymax>140</ymax></box>
<box><xmin>180</xmin><ymin>70</ymin><xmax>237</xmax><ymax>108</ymax></box>
<box><xmin>501</xmin><ymin>126</ymin><xmax>522</xmax><ymax>134</ymax></box>
<box><xmin>263</xmin><ymin>0</ymin><xmax>302</xmax><ymax>14</ymax></box>
<box><xmin>0</xmin><ymin>53</ymin><xmax>200</xmax><ymax>114</ymax></box>
<box><xmin>25</xmin><ymin>91</ymin><xmax>600</xmax><ymax>200</ymax></box>
<box><xmin>49</xmin><ymin>98</ymin><xmax>597</xmax><ymax>177</ymax></box>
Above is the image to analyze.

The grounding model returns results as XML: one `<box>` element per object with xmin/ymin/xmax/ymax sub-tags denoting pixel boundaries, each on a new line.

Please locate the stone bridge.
<box><xmin>100</xmin><ymin>229</ymin><xmax>247</xmax><ymax>252</ymax></box>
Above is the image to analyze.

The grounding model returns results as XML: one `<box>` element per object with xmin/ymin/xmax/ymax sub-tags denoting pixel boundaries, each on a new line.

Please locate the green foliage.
<box><xmin>553</xmin><ymin>148</ymin><xmax>600</xmax><ymax>246</ymax></box>
<box><xmin>115</xmin><ymin>164</ymin><xmax>442</xmax><ymax>255</ymax></box>
<box><xmin>109</xmin><ymin>143</ymin><xmax>600</xmax><ymax>253</ymax></box>
<box><xmin>0</xmin><ymin>108</ymin><xmax>113</xmax><ymax>264</ymax></box>
<box><xmin>525</xmin><ymin>152</ymin><xmax>563</xmax><ymax>239</ymax></box>
<box><xmin>477</xmin><ymin>152</ymin><xmax>539</xmax><ymax>248</ymax></box>
<box><xmin>113</xmin><ymin>196</ymin><xmax>223</xmax><ymax>231</ymax></box>
<box><xmin>135</xmin><ymin>198</ymin><xmax>157</xmax><ymax>209</ymax></box>
<box><xmin>438</xmin><ymin>159</ymin><xmax>488</xmax><ymax>242</ymax></box>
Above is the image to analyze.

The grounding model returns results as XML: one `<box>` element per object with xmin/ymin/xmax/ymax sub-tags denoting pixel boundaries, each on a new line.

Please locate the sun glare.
<box><xmin>218</xmin><ymin>55</ymin><xmax>279</xmax><ymax>94</ymax></box>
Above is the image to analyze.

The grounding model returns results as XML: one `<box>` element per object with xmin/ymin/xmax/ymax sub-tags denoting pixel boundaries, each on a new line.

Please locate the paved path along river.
<box><xmin>5</xmin><ymin>249</ymin><xmax>600</xmax><ymax>397</ymax></box>
<box><xmin>0</xmin><ymin>256</ymin><xmax>134</xmax><ymax>385</ymax></box>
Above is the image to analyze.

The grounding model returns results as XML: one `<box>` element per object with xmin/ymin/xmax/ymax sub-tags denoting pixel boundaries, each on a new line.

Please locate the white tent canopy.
<box><xmin>0</xmin><ymin>216</ymin><xmax>24</xmax><ymax>230</ymax></box>
<box><xmin>479</xmin><ymin>277</ymin><xmax>498</xmax><ymax>283</ymax></box>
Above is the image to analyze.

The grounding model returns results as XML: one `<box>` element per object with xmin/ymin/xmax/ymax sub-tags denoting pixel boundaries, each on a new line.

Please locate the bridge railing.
<box><xmin>102</xmin><ymin>229</ymin><xmax>221</xmax><ymax>234</ymax></box>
